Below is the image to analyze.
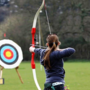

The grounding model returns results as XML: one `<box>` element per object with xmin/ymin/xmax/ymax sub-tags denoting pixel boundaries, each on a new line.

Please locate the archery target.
<box><xmin>0</xmin><ymin>39</ymin><xmax>23</xmax><ymax>69</ymax></box>
<box><xmin>0</xmin><ymin>44</ymin><xmax>18</xmax><ymax>64</ymax></box>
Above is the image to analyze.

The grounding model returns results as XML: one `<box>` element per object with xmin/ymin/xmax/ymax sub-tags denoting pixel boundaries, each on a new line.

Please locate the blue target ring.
<box><xmin>1</xmin><ymin>46</ymin><xmax>17</xmax><ymax>63</ymax></box>
<box><xmin>0</xmin><ymin>44</ymin><xmax>18</xmax><ymax>64</ymax></box>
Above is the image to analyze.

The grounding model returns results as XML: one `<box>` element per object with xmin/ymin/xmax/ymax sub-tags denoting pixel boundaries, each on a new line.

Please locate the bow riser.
<box><xmin>31</xmin><ymin>28</ymin><xmax>36</xmax><ymax>45</ymax></box>
<box><xmin>31</xmin><ymin>28</ymin><xmax>36</xmax><ymax>69</ymax></box>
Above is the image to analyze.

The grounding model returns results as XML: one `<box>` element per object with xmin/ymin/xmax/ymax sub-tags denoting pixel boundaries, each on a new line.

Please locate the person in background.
<box><xmin>29</xmin><ymin>34</ymin><xmax>75</xmax><ymax>90</ymax></box>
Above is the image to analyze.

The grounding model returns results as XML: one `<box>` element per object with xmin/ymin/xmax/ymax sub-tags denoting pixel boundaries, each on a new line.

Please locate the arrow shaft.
<box><xmin>30</xmin><ymin>44</ymin><xmax>46</xmax><ymax>49</ymax></box>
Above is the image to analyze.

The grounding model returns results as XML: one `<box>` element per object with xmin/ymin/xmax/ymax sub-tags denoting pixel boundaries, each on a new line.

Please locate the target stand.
<box><xmin>0</xmin><ymin>39</ymin><xmax>23</xmax><ymax>84</ymax></box>
<box><xmin>0</xmin><ymin>65</ymin><xmax>23</xmax><ymax>84</ymax></box>
<box><xmin>0</xmin><ymin>66</ymin><xmax>4</xmax><ymax>85</ymax></box>
<box><xmin>15</xmin><ymin>66</ymin><xmax>23</xmax><ymax>84</ymax></box>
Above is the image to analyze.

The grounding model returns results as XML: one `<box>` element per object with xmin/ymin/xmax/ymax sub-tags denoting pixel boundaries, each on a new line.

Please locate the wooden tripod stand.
<box><xmin>0</xmin><ymin>65</ymin><xmax>23</xmax><ymax>84</ymax></box>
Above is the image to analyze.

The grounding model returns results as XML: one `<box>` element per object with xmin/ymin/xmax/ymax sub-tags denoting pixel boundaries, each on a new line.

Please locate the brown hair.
<box><xmin>43</xmin><ymin>34</ymin><xmax>59</xmax><ymax>70</ymax></box>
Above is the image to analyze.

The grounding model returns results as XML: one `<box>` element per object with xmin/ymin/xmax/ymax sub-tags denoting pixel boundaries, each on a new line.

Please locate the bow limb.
<box><xmin>32</xmin><ymin>0</ymin><xmax>45</xmax><ymax>28</ymax></box>
<box><xmin>31</xmin><ymin>0</ymin><xmax>45</xmax><ymax>90</ymax></box>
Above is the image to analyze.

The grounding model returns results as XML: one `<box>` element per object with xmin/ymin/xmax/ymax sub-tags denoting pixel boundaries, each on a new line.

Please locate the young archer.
<box><xmin>29</xmin><ymin>34</ymin><xmax>75</xmax><ymax>90</ymax></box>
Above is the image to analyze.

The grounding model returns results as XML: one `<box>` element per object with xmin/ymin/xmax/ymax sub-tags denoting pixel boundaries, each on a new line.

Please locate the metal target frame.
<box><xmin>0</xmin><ymin>39</ymin><xmax>23</xmax><ymax>69</ymax></box>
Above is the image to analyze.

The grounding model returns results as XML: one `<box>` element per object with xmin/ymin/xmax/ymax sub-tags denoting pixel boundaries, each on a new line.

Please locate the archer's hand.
<box><xmin>29</xmin><ymin>46</ymin><xmax>35</xmax><ymax>52</ymax></box>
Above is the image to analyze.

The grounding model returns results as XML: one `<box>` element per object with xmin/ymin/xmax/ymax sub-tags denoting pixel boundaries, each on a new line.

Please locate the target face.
<box><xmin>0</xmin><ymin>39</ymin><xmax>23</xmax><ymax>69</ymax></box>
<box><xmin>0</xmin><ymin>44</ymin><xmax>18</xmax><ymax>64</ymax></box>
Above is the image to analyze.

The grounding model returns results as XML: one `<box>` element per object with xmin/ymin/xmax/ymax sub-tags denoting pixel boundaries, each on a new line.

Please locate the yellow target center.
<box><xmin>6</xmin><ymin>51</ymin><xmax>12</xmax><ymax>57</ymax></box>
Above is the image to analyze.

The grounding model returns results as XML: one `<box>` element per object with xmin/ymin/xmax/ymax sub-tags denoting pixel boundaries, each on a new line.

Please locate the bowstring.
<box><xmin>37</xmin><ymin>0</ymin><xmax>52</xmax><ymax>48</ymax></box>
<box><xmin>37</xmin><ymin>0</ymin><xmax>51</xmax><ymax>70</ymax></box>
<box><xmin>44</xmin><ymin>0</ymin><xmax>52</xmax><ymax>34</ymax></box>
<box><xmin>38</xmin><ymin>15</ymin><xmax>41</xmax><ymax>47</ymax></box>
<box><xmin>38</xmin><ymin>15</ymin><xmax>43</xmax><ymax>70</ymax></box>
<box><xmin>37</xmin><ymin>0</ymin><xmax>51</xmax><ymax>50</ymax></box>
<box><xmin>37</xmin><ymin>12</ymin><xmax>45</xmax><ymax>48</ymax></box>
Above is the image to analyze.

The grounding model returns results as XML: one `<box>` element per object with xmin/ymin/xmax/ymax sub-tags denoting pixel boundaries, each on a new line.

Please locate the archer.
<box><xmin>29</xmin><ymin>34</ymin><xmax>75</xmax><ymax>90</ymax></box>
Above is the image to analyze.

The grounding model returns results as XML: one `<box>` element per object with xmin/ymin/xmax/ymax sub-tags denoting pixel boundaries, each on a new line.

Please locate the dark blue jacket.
<box><xmin>34</xmin><ymin>48</ymin><xmax>75</xmax><ymax>83</ymax></box>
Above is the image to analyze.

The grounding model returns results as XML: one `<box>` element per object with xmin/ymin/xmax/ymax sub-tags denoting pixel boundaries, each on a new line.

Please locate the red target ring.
<box><xmin>3</xmin><ymin>49</ymin><xmax>14</xmax><ymax>59</ymax></box>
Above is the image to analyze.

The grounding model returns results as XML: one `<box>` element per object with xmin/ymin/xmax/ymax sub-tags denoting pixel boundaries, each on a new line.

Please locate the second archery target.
<box><xmin>0</xmin><ymin>39</ymin><xmax>23</xmax><ymax>69</ymax></box>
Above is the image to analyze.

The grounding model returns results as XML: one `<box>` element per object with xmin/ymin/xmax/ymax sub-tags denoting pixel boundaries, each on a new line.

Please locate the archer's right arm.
<box><xmin>57</xmin><ymin>48</ymin><xmax>75</xmax><ymax>58</ymax></box>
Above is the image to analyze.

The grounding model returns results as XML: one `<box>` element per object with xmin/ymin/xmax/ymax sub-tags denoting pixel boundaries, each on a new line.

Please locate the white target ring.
<box><xmin>0</xmin><ymin>39</ymin><xmax>23</xmax><ymax>69</ymax></box>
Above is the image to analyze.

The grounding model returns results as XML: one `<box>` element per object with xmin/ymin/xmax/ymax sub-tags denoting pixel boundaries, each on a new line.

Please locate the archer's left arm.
<box><xmin>29</xmin><ymin>46</ymin><xmax>45</xmax><ymax>55</ymax></box>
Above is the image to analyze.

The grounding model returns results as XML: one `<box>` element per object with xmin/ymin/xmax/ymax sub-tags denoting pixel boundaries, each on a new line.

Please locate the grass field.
<box><xmin>0</xmin><ymin>61</ymin><xmax>90</xmax><ymax>90</ymax></box>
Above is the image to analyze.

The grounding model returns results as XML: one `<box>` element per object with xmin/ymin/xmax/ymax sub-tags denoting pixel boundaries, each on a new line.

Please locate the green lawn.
<box><xmin>0</xmin><ymin>61</ymin><xmax>90</xmax><ymax>90</ymax></box>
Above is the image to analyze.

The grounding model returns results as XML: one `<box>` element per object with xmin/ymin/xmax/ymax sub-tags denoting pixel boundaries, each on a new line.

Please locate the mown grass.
<box><xmin>0</xmin><ymin>61</ymin><xmax>90</xmax><ymax>90</ymax></box>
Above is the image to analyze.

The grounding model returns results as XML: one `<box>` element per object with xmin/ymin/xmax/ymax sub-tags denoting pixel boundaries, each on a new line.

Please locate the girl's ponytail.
<box><xmin>43</xmin><ymin>35</ymin><xmax>59</xmax><ymax>70</ymax></box>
